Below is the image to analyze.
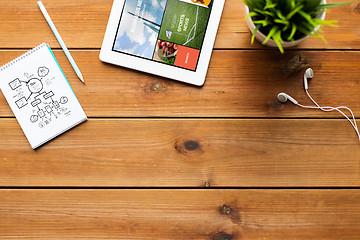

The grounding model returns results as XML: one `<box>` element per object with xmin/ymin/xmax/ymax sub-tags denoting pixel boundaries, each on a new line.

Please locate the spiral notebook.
<box><xmin>0</xmin><ymin>43</ymin><xmax>87</xmax><ymax>149</ymax></box>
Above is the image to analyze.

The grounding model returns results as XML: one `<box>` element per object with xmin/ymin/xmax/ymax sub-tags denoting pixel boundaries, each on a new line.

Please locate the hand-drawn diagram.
<box><xmin>9</xmin><ymin>66</ymin><xmax>71</xmax><ymax>129</ymax></box>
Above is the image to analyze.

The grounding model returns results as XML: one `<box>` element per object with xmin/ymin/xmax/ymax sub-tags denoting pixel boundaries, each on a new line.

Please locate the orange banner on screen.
<box><xmin>179</xmin><ymin>0</ymin><xmax>212</xmax><ymax>7</ymax></box>
<box><xmin>174</xmin><ymin>45</ymin><xmax>200</xmax><ymax>71</ymax></box>
<box><xmin>191</xmin><ymin>0</ymin><xmax>212</xmax><ymax>7</ymax></box>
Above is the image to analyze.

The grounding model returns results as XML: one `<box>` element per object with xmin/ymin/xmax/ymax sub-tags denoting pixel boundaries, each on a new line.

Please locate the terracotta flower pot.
<box><xmin>245</xmin><ymin>0</ymin><xmax>326</xmax><ymax>49</ymax></box>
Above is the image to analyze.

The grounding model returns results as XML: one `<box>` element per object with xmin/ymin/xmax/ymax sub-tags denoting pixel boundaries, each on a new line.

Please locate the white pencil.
<box><xmin>37</xmin><ymin>1</ymin><xmax>85</xmax><ymax>84</ymax></box>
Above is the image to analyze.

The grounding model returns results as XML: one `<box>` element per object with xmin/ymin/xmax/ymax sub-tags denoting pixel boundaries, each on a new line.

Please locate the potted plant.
<box><xmin>243</xmin><ymin>0</ymin><xmax>350</xmax><ymax>53</ymax></box>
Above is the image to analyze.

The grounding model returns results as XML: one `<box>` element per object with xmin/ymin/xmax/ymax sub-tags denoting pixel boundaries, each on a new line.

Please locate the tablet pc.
<box><xmin>100</xmin><ymin>0</ymin><xmax>225</xmax><ymax>86</ymax></box>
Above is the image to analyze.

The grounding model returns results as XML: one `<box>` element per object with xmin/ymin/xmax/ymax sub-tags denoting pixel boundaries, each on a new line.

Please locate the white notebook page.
<box><xmin>0</xmin><ymin>43</ymin><xmax>87</xmax><ymax>149</ymax></box>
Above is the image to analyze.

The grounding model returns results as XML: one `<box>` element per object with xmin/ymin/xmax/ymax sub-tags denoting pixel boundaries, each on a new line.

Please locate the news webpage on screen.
<box><xmin>112</xmin><ymin>0</ymin><xmax>213</xmax><ymax>71</ymax></box>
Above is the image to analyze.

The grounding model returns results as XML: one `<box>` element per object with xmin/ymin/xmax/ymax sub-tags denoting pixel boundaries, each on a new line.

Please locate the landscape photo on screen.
<box><xmin>113</xmin><ymin>0</ymin><xmax>213</xmax><ymax>71</ymax></box>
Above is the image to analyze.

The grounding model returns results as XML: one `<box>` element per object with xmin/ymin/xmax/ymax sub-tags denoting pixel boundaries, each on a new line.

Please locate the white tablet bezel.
<box><xmin>100</xmin><ymin>0</ymin><xmax>225</xmax><ymax>86</ymax></box>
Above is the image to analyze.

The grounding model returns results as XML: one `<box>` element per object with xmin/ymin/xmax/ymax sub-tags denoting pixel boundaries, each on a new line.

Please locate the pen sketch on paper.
<box><xmin>8</xmin><ymin>66</ymin><xmax>71</xmax><ymax>129</ymax></box>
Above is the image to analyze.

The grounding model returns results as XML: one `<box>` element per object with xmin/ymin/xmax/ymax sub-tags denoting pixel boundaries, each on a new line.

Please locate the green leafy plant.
<box><xmin>243</xmin><ymin>0</ymin><xmax>350</xmax><ymax>53</ymax></box>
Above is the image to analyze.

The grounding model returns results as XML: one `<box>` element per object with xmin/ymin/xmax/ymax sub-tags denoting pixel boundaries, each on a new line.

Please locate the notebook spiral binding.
<box><xmin>0</xmin><ymin>43</ymin><xmax>47</xmax><ymax>72</ymax></box>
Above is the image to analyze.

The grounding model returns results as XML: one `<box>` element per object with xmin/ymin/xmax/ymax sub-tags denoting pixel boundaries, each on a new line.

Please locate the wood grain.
<box><xmin>0</xmin><ymin>0</ymin><xmax>359</xmax><ymax>49</ymax></box>
<box><xmin>0</xmin><ymin>0</ymin><xmax>359</xmax><ymax>238</ymax></box>
<box><xmin>0</xmin><ymin>119</ymin><xmax>359</xmax><ymax>187</ymax></box>
<box><xmin>0</xmin><ymin>189</ymin><xmax>359</xmax><ymax>239</ymax></box>
<box><xmin>1</xmin><ymin>50</ymin><xmax>359</xmax><ymax>118</ymax></box>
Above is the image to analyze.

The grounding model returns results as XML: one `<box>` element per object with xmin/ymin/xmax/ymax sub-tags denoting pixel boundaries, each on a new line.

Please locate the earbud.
<box><xmin>277</xmin><ymin>68</ymin><xmax>359</xmax><ymax>142</ymax></box>
<box><xmin>303</xmin><ymin>68</ymin><xmax>313</xmax><ymax>90</ymax></box>
<box><xmin>277</xmin><ymin>93</ymin><xmax>298</xmax><ymax>105</ymax></box>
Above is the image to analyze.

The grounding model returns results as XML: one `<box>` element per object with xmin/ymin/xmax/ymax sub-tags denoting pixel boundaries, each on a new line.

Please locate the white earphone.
<box><xmin>278</xmin><ymin>68</ymin><xmax>360</xmax><ymax>142</ymax></box>
<box><xmin>303</xmin><ymin>68</ymin><xmax>313</xmax><ymax>90</ymax></box>
<box><xmin>277</xmin><ymin>92</ymin><xmax>297</xmax><ymax>105</ymax></box>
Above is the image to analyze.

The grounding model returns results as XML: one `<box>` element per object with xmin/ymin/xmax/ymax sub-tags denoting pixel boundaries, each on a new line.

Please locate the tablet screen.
<box><xmin>112</xmin><ymin>0</ymin><xmax>213</xmax><ymax>71</ymax></box>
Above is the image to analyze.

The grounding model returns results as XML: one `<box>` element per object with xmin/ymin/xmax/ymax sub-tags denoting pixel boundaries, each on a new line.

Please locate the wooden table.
<box><xmin>1</xmin><ymin>0</ymin><xmax>360</xmax><ymax>239</ymax></box>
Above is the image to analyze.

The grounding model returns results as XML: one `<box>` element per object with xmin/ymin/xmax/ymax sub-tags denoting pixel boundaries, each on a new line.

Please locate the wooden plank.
<box><xmin>1</xmin><ymin>50</ymin><xmax>360</xmax><ymax>118</ymax></box>
<box><xmin>0</xmin><ymin>189</ymin><xmax>359</xmax><ymax>239</ymax></box>
<box><xmin>0</xmin><ymin>119</ymin><xmax>359</xmax><ymax>187</ymax></box>
<box><xmin>0</xmin><ymin>0</ymin><xmax>359</xmax><ymax>49</ymax></box>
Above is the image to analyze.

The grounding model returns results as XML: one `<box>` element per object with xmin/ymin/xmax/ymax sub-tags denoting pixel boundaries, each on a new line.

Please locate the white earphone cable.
<box><xmin>298</xmin><ymin>90</ymin><xmax>360</xmax><ymax>141</ymax></box>
<box><xmin>278</xmin><ymin>68</ymin><xmax>360</xmax><ymax>142</ymax></box>
<box><xmin>305</xmin><ymin>89</ymin><xmax>358</xmax><ymax>130</ymax></box>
